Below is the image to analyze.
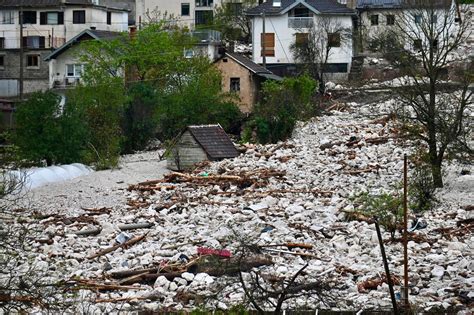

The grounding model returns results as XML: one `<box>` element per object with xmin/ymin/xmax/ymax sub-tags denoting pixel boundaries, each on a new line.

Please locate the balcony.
<box><xmin>288</xmin><ymin>17</ymin><xmax>314</xmax><ymax>29</ymax></box>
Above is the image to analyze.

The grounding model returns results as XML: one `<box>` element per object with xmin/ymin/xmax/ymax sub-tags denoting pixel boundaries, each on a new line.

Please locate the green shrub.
<box><xmin>251</xmin><ymin>75</ymin><xmax>317</xmax><ymax>144</ymax></box>
<box><xmin>14</xmin><ymin>91</ymin><xmax>87</xmax><ymax>165</ymax></box>
<box><xmin>352</xmin><ymin>191</ymin><xmax>403</xmax><ymax>240</ymax></box>
<box><xmin>410</xmin><ymin>161</ymin><xmax>437</xmax><ymax>213</ymax></box>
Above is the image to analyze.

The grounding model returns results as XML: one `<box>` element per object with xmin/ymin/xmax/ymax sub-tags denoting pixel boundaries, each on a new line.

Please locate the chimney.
<box><xmin>273</xmin><ymin>0</ymin><xmax>281</xmax><ymax>7</ymax></box>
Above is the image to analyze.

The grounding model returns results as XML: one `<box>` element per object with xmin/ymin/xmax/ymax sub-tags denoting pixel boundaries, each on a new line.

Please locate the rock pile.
<box><xmin>5</xmin><ymin>104</ymin><xmax>473</xmax><ymax>313</ymax></box>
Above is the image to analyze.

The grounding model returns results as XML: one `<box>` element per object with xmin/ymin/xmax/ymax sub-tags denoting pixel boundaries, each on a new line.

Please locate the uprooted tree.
<box><xmin>377</xmin><ymin>0</ymin><xmax>473</xmax><ymax>187</ymax></box>
<box><xmin>290</xmin><ymin>15</ymin><xmax>352</xmax><ymax>92</ymax></box>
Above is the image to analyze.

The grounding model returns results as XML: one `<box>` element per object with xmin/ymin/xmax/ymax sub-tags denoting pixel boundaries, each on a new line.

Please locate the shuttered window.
<box><xmin>295</xmin><ymin>33</ymin><xmax>308</xmax><ymax>47</ymax></box>
<box><xmin>261</xmin><ymin>33</ymin><xmax>275</xmax><ymax>57</ymax></box>
<box><xmin>40</xmin><ymin>12</ymin><xmax>64</xmax><ymax>25</ymax></box>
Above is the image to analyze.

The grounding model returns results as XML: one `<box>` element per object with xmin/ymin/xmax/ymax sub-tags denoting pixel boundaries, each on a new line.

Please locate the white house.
<box><xmin>356</xmin><ymin>0</ymin><xmax>458</xmax><ymax>53</ymax></box>
<box><xmin>0</xmin><ymin>0</ymin><xmax>129</xmax><ymax>97</ymax></box>
<box><xmin>246</xmin><ymin>0</ymin><xmax>356</xmax><ymax>79</ymax></box>
<box><xmin>44</xmin><ymin>29</ymin><xmax>123</xmax><ymax>91</ymax></box>
<box><xmin>136</xmin><ymin>0</ymin><xmax>246</xmax><ymax>29</ymax></box>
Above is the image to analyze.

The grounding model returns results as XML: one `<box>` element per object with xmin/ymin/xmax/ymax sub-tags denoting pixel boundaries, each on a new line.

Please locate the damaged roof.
<box><xmin>187</xmin><ymin>125</ymin><xmax>239</xmax><ymax>160</ymax></box>
<box><xmin>246</xmin><ymin>0</ymin><xmax>356</xmax><ymax>16</ymax></box>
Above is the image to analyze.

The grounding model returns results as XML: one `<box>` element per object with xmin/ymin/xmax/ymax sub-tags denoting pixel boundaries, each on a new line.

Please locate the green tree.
<box><xmin>252</xmin><ymin>75</ymin><xmax>317</xmax><ymax>143</ymax></box>
<box><xmin>378</xmin><ymin>1</ymin><xmax>473</xmax><ymax>187</ymax></box>
<box><xmin>213</xmin><ymin>0</ymin><xmax>258</xmax><ymax>44</ymax></box>
<box><xmin>14</xmin><ymin>91</ymin><xmax>87</xmax><ymax>165</ymax></box>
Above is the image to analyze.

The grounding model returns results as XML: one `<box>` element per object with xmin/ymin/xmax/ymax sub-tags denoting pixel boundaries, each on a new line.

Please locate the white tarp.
<box><xmin>3</xmin><ymin>163</ymin><xmax>92</xmax><ymax>191</ymax></box>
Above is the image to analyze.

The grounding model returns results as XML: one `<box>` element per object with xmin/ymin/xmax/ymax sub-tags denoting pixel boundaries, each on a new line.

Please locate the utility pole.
<box><xmin>19</xmin><ymin>7</ymin><xmax>24</xmax><ymax>100</ymax></box>
<box><xmin>262</xmin><ymin>10</ymin><xmax>266</xmax><ymax>69</ymax></box>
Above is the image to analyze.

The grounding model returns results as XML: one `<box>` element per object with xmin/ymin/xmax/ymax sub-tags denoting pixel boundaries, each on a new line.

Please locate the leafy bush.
<box><xmin>250</xmin><ymin>75</ymin><xmax>317</xmax><ymax>143</ymax></box>
<box><xmin>410</xmin><ymin>161</ymin><xmax>437</xmax><ymax>214</ymax></box>
<box><xmin>14</xmin><ymin>91</ymin><xmax>87</xmax><ymax>165</ymax></box>
<box><xmin>353</xmin><ymin>191</ymin><xmax>403</xmax><ymax>240</ymax></box>
<box><xmin>122</xmin><ymin>82</ymin><xmax>159</xmax><ymax>153</ymax></box>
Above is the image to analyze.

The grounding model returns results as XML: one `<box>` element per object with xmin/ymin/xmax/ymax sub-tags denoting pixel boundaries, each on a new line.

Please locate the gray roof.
<box><xmin>44</xmin><ymin>29</ymin><xmax>123</xmax><ymax>61</ymax></box>
<box><xmin>187</xmin><ymin>125</ymin><xmax>239</xmax><ymax>160</ymax></box>
<box><xmin>0</xmin><ymin>0</ymin><xmax>129</xmax><ymax>11</ymax></box>
<box><xmin>356</xmin><ymin>0</ymin><xmax>403</xmax><ymax>9</ymax></box>
<box><xmin>246</xmin><ymin>0</ymin><xmax>356</xmax><ymax>16</ymax></box>
<box><xmin>224</xmin><ymin>52</ymin><xmax>283</xmax><ymax>80</ymax></box>
<box><xmin>356</xmin><ymin>0</ymin><xmax>452</xmax><ymax>9</ymax></box>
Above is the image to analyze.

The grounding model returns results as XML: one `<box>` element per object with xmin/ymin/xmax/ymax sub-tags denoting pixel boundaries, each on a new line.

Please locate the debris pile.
<box><xmin>8</xmin><ymin>104</ymin><xmax>474</xmax><ymax>313</ymax></box>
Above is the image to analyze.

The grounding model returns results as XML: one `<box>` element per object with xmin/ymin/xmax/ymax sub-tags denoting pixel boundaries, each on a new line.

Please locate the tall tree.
<box><xmin>379</xmin><ymin>0</ymin><xmax>473</xmax><ymax>187</ymax></box>
<box><xmin>213</xmin><ymin>0</ymin><xmax>258</xmax><ymax>45</ymax></box>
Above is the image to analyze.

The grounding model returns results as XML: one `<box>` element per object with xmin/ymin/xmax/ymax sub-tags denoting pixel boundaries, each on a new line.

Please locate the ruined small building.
<box><xmin>215</xmin><ymin>52</ymin><xmax>281</xmax><ymax>113</ymax></box>
<box><xmin>167</xmin><ymin>125</ymin><xmax>239</xmax><ymax>171</ymax></box>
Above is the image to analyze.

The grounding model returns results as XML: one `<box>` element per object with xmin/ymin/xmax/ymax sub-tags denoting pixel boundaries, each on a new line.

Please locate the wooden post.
<box><xmin>262</xmin><ymin>11</ymin><xmax>266</xmax><ymax>69</ymax></box>
<box><xmin>403</xmin><ymin>154</ymin><xmax>409</xmax><ymax>309</ymax></box>
<box><xmin>19</xmin><ymin>7</ymin><xmax>24</xmax><ymax>100</ymax></box>
<box><xmin>374</xmin><ymin>219</ymin><xmax>399</xmax><ymax>315</ymax></box>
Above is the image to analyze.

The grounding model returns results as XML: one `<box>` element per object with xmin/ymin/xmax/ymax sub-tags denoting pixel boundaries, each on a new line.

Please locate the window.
<box><xmin>22</xmin><ymin>11</ymin><xmax>37</xmax><ymax>24</ymax></box>
<box><xmin>107</xmin><ymin>11</ymin><xmax>112</xmax><ymax>25</ymax></box>
<box><xmin>431</xmin><ymin>39</ymin><xmax>438</xmax><ymax>49</ymax></box>
<box><xmin>295</xmin><ymin>33</ymin><xmax>308</xmax><ymax>47</ymax></box>
<box><xmin>40</xmin><ymin>12</ymin><xmax>64</xmax><ymax>25</ymax></box>
<box><xmin>431</xmin><ymin>15</ymin><xmax>437</xmax><ymax>24</ymax></box>
<box><xmin>261</xmin><ymin>33</ymin><xmax>275</xmax><ymax>57</ymax></box>
<box><xmin>225</xmin><ymin>2</ymin><xmax>242</xmax><ymax>14</ymax></box>
<box><xmin>27</xmin><ymin>55</ymin><xmax>40</xmax><ymax>68</ymax></box>
<box><xmin>73</xmin><ymin>10</ymin><xmax>86</xmax><ymax>24</ymax></box>
<box><xmin>195</xmin><ymin>10</ymin><xmax>213</xmax><ymax>26</ymax></box>
<box><xmin>293</xmin><ymin>7</ymin><xmax>311</xmax><ymax>17</ymax></box>
<box><xmin>66</xmin><ymin>64</ymin><xmax>84</xmax><ymax>77</ymax></box>
<box><xmin>196</xmin><ymin>0</ymin><xmax>213</xmax><ymax>6</ymax></box>
<box><xmin>230</xmin><ymin>78</ymin><xmax>240</xmax><ymax>92</ymax></box>
<box><xmin>386</xmin><ymin>14</ymin><xmax>395</xmax><ymax>25</ymax></box>
<box><xmin>0</xmin><ymin>11</ymin><xmax>14</xmax><ymax>24</ymax></box>
<box><xmin>0</xmin><ymin>37</ymin><xmax>4</xmax><ymax>49</ymax></box>
<box><xmin>0</xmin><ymin>55</ymin><xmax>4</xmax><ymax>68</ymax></box>
<box><xmin>23</xmin><ymin>36</ymin><xmax>46</xmax><ymax>49</ymax></box>
<box><xmin>370</xmin><ymin>14</ymin><xmax>378</xmax><ymax>26</ymax></box>
<box><xmin>413</xmin><ymin>39</ymin><xmax>422</xmax><ymax>50</ymax></box>
<box><xmin>181</xmin><ymin>3</ymin><xmax>190</xmax><ymax>16</ymax></box>
<box><xmin>328</xmin><ymin>32</ymin><xmax>341</xmax><ymax>47</ymax></box>
<box><xmin>414</xmin><ymin>14</ymin><xmax>422</xmax><ymax>24</ymax></box>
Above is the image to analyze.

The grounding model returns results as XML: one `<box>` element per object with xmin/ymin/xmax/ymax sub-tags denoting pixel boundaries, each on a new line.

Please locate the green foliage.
<box><xmin>14</xmin><ymin>91</ymin><xmax>87</xmax><ymax>166</ymax></box>
<box><xmin>410</xmin><ymin>160</ymin><xmax>437</xmax><ymax>214</ymax></box>
<box><xmin>250</xmin><ymin>75</ymin><xmax>317</xmax><ymax>143</ymax></box>
<box><xmin>154</xmin><ymin>57</ymin><xmax>242</xmax><ymax>140</ymax></box>
<box><xmin>212</xmin><ymin>0</ymin><xmax>258</xmax><ymax>44</ymax></box>
<box><xmin>353</xmin><ymin>191</ymin><xmax>403</xmax><ymax>240</ymax></box>
<box><xmin>66</xmin><ymin>71</ymin><xmax>126</xmax><ymax>169</ymax></box>
<box><xmin>122</xmin><ymin>82</ymin><xmax>158</xmax><ymax>153</ymax></box>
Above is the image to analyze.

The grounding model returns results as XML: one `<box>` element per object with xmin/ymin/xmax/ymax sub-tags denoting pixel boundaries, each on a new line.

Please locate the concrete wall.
<box><xmin>167</xmin><ymin>131</ymin><xmax>209</xmax><ymax>171</ymax></box>
<box><xmin>215</xmin><ymin>56</ymin><xmax>257</xmax><ymax>113</ymax></box>
<box><xmin>251</xmin><ymin>13</ymin><xmax>353</xmax><ymax>70</ymax></box>
<box><xmin>136</xmin><ymin>0</ymin><xmax>223</xmax><ymax>29</ymax></box>
<box><xmin>0</xmin><ymin>6</ymin><xmax>128</xmax><ymax>49</ymax></box>
<box><xmin>0</xmin><ymin>49</ymin><xmax>50</xmax><ymax>96</ymax></box>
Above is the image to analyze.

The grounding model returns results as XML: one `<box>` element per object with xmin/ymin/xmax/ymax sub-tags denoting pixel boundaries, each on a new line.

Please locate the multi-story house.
<box><xmin>246</xmin><ymin>0</ymin><xmax>356</xmax><ymax>79</ymax></box>
<box><xmin>0</xmin><ymin>0</ymin><xmax>129</xmax><ymax>97</ymax></box>
<box><xmin>136</xmin><ymin>0</ymin><xmax>246</xmax><ymax>29</ymax></box>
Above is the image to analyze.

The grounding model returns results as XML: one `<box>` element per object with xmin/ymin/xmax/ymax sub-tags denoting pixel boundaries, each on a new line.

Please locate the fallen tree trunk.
<box><xmin>87</xmin><ymin>233</ymin><xmax>148</xmax><ymax>260</ymax></box>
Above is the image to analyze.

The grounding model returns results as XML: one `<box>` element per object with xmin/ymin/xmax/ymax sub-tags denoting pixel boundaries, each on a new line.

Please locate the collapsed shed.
<box><xmin>166</xmin><ymin>125</ymin><xmax>239</xmax><ymax>171</ymax></box>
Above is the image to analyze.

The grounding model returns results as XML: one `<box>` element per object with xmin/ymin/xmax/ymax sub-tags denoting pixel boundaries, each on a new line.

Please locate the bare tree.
<box><xmin>379</xmin><ymin>0</ymin><xmax>473</xmax><ymax>187</ymax></box>
<box><xmin>290</xmin><ymin>16</ymin><xmax>352</xmax><ymax>92</ymax></box>
<box><xmin>213</xmin><ymin>0</ymin><xmax>259</xmax><ymax>45</ymax></box>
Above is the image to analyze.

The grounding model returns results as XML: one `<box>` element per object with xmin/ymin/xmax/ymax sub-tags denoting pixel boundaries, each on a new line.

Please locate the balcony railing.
<box><xmin>288</xmin><ymin>17</ymin><xmax>314</xmax><ymax>29</ymax></box>
<box><xmin>191</xmin><ymin>30</ymin><xmax>221</xmax><ymax>43</ymax></box>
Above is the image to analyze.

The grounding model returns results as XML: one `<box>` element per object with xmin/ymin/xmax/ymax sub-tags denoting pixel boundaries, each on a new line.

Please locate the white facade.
<box><xmin>250</xmin><ymin>12</ymin><xmax>354</xmax><ymax>74</ymax></box>
<box><xmin>48</xmin><ymin>44</ymin><xmax>84</xmax><ymax>89</ymax></box>
<box><xmin>0</xmin><ymin>6</ymin><xmax>128</xmax><ymax>49</ymax></box>
<box><xmin>136</xmin><ymin>0</ymin><xmax>227</xmax><ymax>29</ymax></box>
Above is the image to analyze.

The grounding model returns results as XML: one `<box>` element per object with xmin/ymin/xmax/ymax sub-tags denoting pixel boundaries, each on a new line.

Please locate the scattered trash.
<box><xmin>178</xmin><ymin>254</ymin><xmax>190</xmax><ymax>263</ymax></box>
<box><xmin>409</xmin><ymin>217</ymin><xmax>428</xmax><ymax>232</ymax></box>
<box><xmin>245</xmin><ymin>203</ymin><xmax>269</xmax><ymax>211</ymax></box>
<box><xmin>116</xmin><ymin>232</ymin><xmax>132</xmax><ymax>244</ymax></box>
<box><xmin>197</xmin><ymin>247</ymin><xmax>232</xmax><ymax>258</ymax></box>
<box><xmin>261</xmin><ymin>226</ymin><xmax>274</xmax><ymax>233</ymax></box>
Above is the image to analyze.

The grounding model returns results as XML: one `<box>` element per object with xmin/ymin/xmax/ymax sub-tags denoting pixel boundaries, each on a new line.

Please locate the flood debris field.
<box><xmin>5</xmin><ymin>100</ymin><xmax>474</xmax><ymax>313</ymax></box>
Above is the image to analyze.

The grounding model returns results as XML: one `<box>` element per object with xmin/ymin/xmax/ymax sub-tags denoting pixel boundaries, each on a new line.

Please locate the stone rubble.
<box><xmin>5</xmin><ymin>101</ymin><xmax>473</xmax><ymax>313</ymax></box>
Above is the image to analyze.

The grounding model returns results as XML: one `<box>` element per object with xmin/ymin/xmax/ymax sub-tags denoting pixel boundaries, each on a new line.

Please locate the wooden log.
<box><xmin>260</xmin><ymin>243</ymin><xmax>314</xmax><ymax>250</ymax></box>
<box><xmin>118</xmin><ymin>222</ymin><xmax>154</xmax><ymax>231</ymax></box>
<box><xmin>75</xmin><ymin>227</ymin><xmax>102</xmax><ymax>236</ymax></box>
<box><xmin>261</xmin><ymin>248</ymin><xmax>319</xmax><ymax>258</ymax></box>
<box><xmin>87</xmin><ymin>233</ymin><xmax>148</xmax><ymax>260</ymax></box>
